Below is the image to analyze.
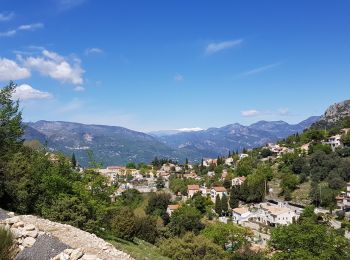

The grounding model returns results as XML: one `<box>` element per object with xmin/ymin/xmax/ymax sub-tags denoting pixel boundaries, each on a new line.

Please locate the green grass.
<box><xmin>291</xmin><ymin>181</ymin><xmax>311</xmax><ymax>204</ymax></box>
<box><xmin>107</xmin><ymin>236</ymin><xmax>169</xmax><ymax>260</ymax></box>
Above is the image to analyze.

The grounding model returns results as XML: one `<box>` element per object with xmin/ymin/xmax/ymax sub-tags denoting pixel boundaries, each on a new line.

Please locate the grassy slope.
<box><xmin>109</xmin><ymin>237</ymin><xmax>169</xmax><ymax>260</ymax></box>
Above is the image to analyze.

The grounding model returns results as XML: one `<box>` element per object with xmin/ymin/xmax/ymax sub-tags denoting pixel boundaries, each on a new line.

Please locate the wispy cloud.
<box><xmin>0</xmin><ymin>58</ymin><xmax>31</xmax><ymax>81</ymax></box>
<box><xmin>84</xmin><ymin>47</ymin><xmax>103</xmax><ymax>56</ymax></box>
<box><xmin>12</xmin><ymin>84</ymin><xmax>53</xmax><ymax>101</ymax></box>
<box><xmin>0</xmin><ymin>12</ymin><xmax>15</xmax><ymax>22</ymax></box>
<box><xmin>74</xmin><ymin>86</ymin><xmax>85</xmax><ymax>92</ymax></box>
<box><xmin>174</xmin><ymin>73</ymin><xmax>184</xmax><ymax>82</ymax></box>
<box><xmin>241</xmin><ymin>109</ymin><xmax>262</xmax><ymax>117</ymax></box>
<box><xmin>176</xmin><ymin>127</ymin><xmax>203</xmax><ymax>132</ymax></box>
<box><xmin>0</xmin><ymin>23</ymin><xmax>44</xmax><ymax>37</ymax></box>
<box><xmin>18</xmin><ymin>49</ymin><xmax>85</xmax><ymax>85</ymax></box>
<box><xmin>57</xmin><ymin>0</ymin><xmax>87</xmax><ymax>10</ymax></box>
<box><xmin>205</xmin><ymin>39</ymin><xmax>243</xmax><ymax>55</ymax></box>
<box><xmin>242</xmin><ymin>62</ymin><xmax>281</xmax><ymax>76</ymax></box>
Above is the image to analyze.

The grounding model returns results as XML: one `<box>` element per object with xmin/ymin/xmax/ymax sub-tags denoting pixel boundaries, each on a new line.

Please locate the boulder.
<box><xmin>5</xmin><ymin>216</ymin><xmax>20</xmax><ymax>224</ymax></box>
<box><xmin>64</xmin><ymin>248</ymin><xmax>74</xmax><ymax>255</ymax></box>
<box><xmin>10</xmin><ymin>227</ymin><xmax>23</xmax><ymax>238</ymax></box>
<box><xmin>24</xmin><ymin>229</ymin><xmax>38</xmax><ymax>238</ymax></box>
<box><xmin>13</xmin><ymin>221</ymin><xmax>25</xmax><ymax>228</ymax></box>
<box><xmin>24</xmin><ymin>224</ymin><xmax>36</xmax><ymax>231</ymax></box>
<box><xmin>81</xmin><ymin>255</ymin><xmax>101</xmax><ymax>260</ymax></box>
<box><xmin>70</xmin><ymin>249</ymin><xmax>84</xmax><ymax>260</ymax></box>
<box><xmin>22</xmin><ymin>236</ymin><xmax>36</xmax><ymax>247</ymax></box>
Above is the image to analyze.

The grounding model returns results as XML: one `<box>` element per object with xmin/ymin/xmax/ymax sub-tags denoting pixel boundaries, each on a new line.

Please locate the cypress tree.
<box><xmin>229</xmin><ymin>186</ymin><xmax>240</xmax><ymax>209</ymax></box>
<box><xmin>215</xmin><ymin>195</ymin><xmax>222</xmax><ymax>216</ymax></box>
<box><xmin>71</xmin><ymin>153</ymin><xmax>77</xmax><ymax>168</ymax></box>
<box><xmin>221</xmin><ymin>194</ymin><xmax>228</xmax><ymax>216</ymax></box>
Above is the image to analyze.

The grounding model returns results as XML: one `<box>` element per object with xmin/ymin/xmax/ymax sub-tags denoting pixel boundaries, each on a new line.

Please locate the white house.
<box><xmin>167</xmin><ymin>204</ymin><xmax>180</xmax><ymax>216</ymax></box>
<box><xmin>232</xmin><ymin>207</ymin><xmax>251</xmax><ymax>224</ymax></box>
<box><xmin>225</xmin><ymin>157</ymin><xmax>234</xmax><ymax>165</ymax></box>
<box><xmin>187</xmin><ymin>184</ymin><xmax>200</xmax><ymax>198</ymax></box>
<box><xmin>232</xmin><ymin>176</ymin><xmax>246</xmax><ymax>186</ymax></box>
<box><xmin>210</xmin><ymin>186</ymin><xmax>227</xmax><ymax>202</ymax></box>
<box><xmin>342</xmin><ymin>182</ymin><xmax>350</xmax><ymax>210</ymax></box>
<box><xmin>239</xmin><ymin>154</ymin><xmax>249</xmax><ymax>160</ymax></box>
<box><xmin>325</xmin><ymin>134</ymin><xmax>342</xmax><ymax>151</ymax></box>
<box><xmin>255</xmin><ymin>203</ymin><xmax>299</xmax><ymax>226</ymax></box>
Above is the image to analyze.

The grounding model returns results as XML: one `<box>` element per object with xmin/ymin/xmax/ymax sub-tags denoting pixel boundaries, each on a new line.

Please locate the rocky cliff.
<box><xmin>0</xmin><ymin>209</ymin><xmax>133</xmax><ymax>260</ymax></box>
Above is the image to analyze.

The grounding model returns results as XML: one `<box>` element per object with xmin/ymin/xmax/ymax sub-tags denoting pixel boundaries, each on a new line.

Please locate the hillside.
<box><xmin>311</xmin><ymin>99</ymin><xmax>350</xmax><ymax>129</ymax></box>
<box><xmin>23</xmin><ymin>117</ymin><xmax>318</xmax><ymax>166</ymax></box>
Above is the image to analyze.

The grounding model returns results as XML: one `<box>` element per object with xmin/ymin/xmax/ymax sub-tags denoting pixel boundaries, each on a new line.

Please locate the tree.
<box><xmin>145</xmin><ymin>192</ymin><xmax>170</xmax><ymax>217</ymax></box>
<box><xmin>168</xmin><ymin>206</ymin><xmax>204</xmax><ymax>236</ymax></box>
<box><xmin>135</xmin><ymin>215</ymin><xmax>159</xmax><ymax>244</ymax></box>
<box><xmin>159</xmin><ymin>232</ymin><xmax>226</xmax><ymax>260</ymax></box>
<box><xmin>223</xmin><ymin>179</ymin><xmax>231</xmax><ymax>190</ymax></box>
<box><xmin>156</xmin><ymin>176</ymin><xmax>165</xmax><ymax>190</ymax></box>
<box><xmin>214</xmin><ymin>195</ymin><xmax>222</xmax><ymax>216</ymax></box>
<box><xmin>0</xmin><ymin>82</ymin><xmax>24</xmax><ymax>158</ymax></box>
<box><xmin>201</xmin><ymin>222</ymin><xmax>252</xmax><ymax>251</ymax></box>
<box><xmin>269</xmin><ymin>216</ymin><xmax>350</xmax><ymax>259</ymax></box>
<box><xmin>341</xmin><ymin>131</ymin><xmax>350</xmax><ymax>146</ymax></box>
<box><xmin>236</xmin><ymin>157</ymin><xmax>254</xmax><ymax>176</ymax></box>
<box><xmin>110</xmin><ymin>207</ymin><xmax>137</xmax><ymax>241</ymax></box>
<box><xmin>71</xmin><ymin>153</ymin><xmax>77</xmax><ymax>168</ymax></box>
<box><xmin>190</xmin><ymin>192</ymin><xmax>211</xmax><ymax>214</ymax></box>
<box><xmin>221</xmin><ymin>194</ymin><xmax>228</xmax><ymax>216</ymax></box>
<box><xmin>229</xmin><ymin>186</ymin><xmax>240</xmax><ymax>209</ymax></box>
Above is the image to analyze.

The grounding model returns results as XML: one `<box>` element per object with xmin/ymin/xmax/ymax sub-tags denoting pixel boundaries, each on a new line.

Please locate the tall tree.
<box><xmin>71</xmin><ymin>153</ymin><xmax>77</xmax><ymax>168</ymax></box>
<box><xmin>229</xmin><ymin>186</ymin><xmax>240</xmax><ymax>209</ymax></box>
<box><xmin>215</xmin><ymin>195</ymin><xmax>222</xmax><ymax>216</ymax></box>
<box><xmin>221</xmin><ymin>194</ymin><xmax>228</xmax><ymax>216</ymax></box>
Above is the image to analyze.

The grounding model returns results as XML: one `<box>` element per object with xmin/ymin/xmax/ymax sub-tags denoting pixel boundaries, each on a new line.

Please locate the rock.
<box><xmin>64</xmin><ymin>248</ymin><xmax>74</xmax><ymax>255</ymax></box>
<box><xmin>19</xmin><ymin>245</ymin><xmax>25</xmax><ymax>251</ymax></box>
<box><xmin>59</xmin><ymin>252</ymin><xmax>69</xmax><ymax>260</ymax></box>
<box><xmin>10</xmin><ymin>227</ymin><xmax>23</xmax><ymax>238</ymax></box>
<box><xmin>6</xmin><ymin>216</ymin><xmax>20</xmax><ymax>224</ymax></box>
<box><xmin>24</xmin><ymin>230</ymin><xmax>38</xmax><ymax>238</ymax></box>
<box><xmin>22</xmin><ymin>236</ymin><xmax>36</xmax><ymax>247</ymax></box>
<box><xmin>8</xmin><ymin>212</ymin><xmax>15</xmax><ymax>217</ymax></box>
<box><xmin>24</xmin><ymin>224</ymin><xmax>36</xmax><ymax>231</ymax></box>
<box><xmin>70</xmin><ymin>249</ymin><xmax>84</xmax><ymax>260</ymax></box>
<box><xmin>81</xmin><ymin>255</ymin><xmax>100</xmax><ymax>260</ymax></box>
<box><xmin>13</xmin><ymin>221</ymin><xmax>25</xmax><ymax>228</ymax></box>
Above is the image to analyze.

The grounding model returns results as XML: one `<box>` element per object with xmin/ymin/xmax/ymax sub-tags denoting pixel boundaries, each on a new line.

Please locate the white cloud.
<box><xmin>0</xmin><ymin>30</ymin><xmax>16</xmax><ymax>37</ymax></box>
<box><xmin>242</xmin><ymin>62</ymin><xmax>281</xmax><ymax>76</ymax></box>
<box><xmin>0</xmin><ymin>23</ymin><xmax>43</xmax><ymax>37</ymax></box>
<box><xmin>74</xmin><ymin>86</ymin><xmax>85</xmax><ymax>92</ymax></box>
<box><xmin>174</xmin><ymin>73</ymin><xmax>184</xmax><ymax>82</ymax></box>
<box><xmin>57</xmin><ymin>0</ymin><xmax>87</xmax><ymax>10</ymax></box>
<box><xmin>0</xmin><ymin>58</ymin><xmax>31</xmax><ymax>81</ymax></box>
<box><xmin>205</xmin><ymin>39</ymin><xmax>243</xmax><ymax>55</ymax></box>
<box><xmin>0</xmin><ymin>12</ymin><xmax>14</xmax><ymax>22</ymax></box>
<box><xmin>177</xmin><ymin>127</ymin><xmax>203</xmax><ymax>132</ymax></box>
<box><xmin>19</xmin><ymin>49</ymin><xmax>84</xmax><ymax>85</ymax></box>
<box><xmin>85</xmin><ymin>48</ymin><xmax>103</xmax><ymax>55</ymax></box>
<box><xmin>18</xmin><ymin>23</ymin><xmax>44</xmax><ymax>31</ymax></box>
<box><xmin>12</xmin><ymin>84</ymin><xmax>53</xmax><ymax>101</ymax></box>
<box><xmin>241</xmin><ymin>109</ymin><xmax>261</xmax><ymax>117</ymax></box>
<box><xmin>57</xmin><ymin>98</ymin><xmax>84</xmax><ymax>113</ymax></box>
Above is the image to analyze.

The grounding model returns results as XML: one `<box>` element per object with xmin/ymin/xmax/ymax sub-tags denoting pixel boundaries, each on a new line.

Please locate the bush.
<box><xmin>111</xmin><ymin>207</ymin><xmax>137</xmax><ymax>241</ymax></box>
<box><xmin>0</xmin><ymin>227</ymin><xmax>15</xmax><ymax>260</ymax></box>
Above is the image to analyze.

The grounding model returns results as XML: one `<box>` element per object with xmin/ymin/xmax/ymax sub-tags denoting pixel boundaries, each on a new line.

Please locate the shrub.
<box><xmin>0</xmin><ymin>227</ymin><xmax>15</xmax><ymax>260</ymax></box>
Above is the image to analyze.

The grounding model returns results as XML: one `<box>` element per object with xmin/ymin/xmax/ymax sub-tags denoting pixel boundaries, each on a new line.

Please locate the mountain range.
<box><xmin>24</xmin><ymin>116</ymin><xmax>319</xmax><ymax>166</ymax></box>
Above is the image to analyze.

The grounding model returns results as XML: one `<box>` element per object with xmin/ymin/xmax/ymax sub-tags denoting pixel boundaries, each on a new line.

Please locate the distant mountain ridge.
<box><xmin>24</xmin><ymin>117</ymin><xmax>319</xmax><ymax>166</ymax></box>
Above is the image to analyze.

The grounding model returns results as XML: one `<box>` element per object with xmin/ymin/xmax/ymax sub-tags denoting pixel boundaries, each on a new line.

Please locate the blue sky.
<box><xmin>0</xmin><ymin>0</ymin><xmax>349</xmax><ymax>132</ymax></box>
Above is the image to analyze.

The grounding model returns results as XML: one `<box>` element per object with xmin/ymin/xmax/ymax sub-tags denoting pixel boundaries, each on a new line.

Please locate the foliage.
<box><xmin>190</xmin><ymin>192</ymin><xmax>212</xmax><ymax>214</ymax></box>
<box><xmin>341</xmin><ymin>131</ymin><xmax>350</xmax><ymax>146</ymax></box>
<box><xmin>214</xmin><ymin>195</ymin><xmax>222</xmax><ymax>215</ymax></box>
<box><xmin>145</xmin><ymin>193</ymin><xmax>171</xmax><ymax>219</ymax></box>
<box><xmin>121</xmin><ymin>189</ymin><xmax>143</xmax><ymax>209</ymax></box>
<box><xmin>221</xmin><ymin>194</ymin><xmax>229</xmax><ymax>215</ymax></box>
<box><xmin>201</xmin><ymin>222</ymin><xmax>251</xmax><ymax>251</ymax></box>
<box><xmin>229</xmin><ymin>186</ymin><xmax>240</xmax><ymax>209</ymax></box>
<box><xmin>135</xmin><ymin>215</ymin><xmax>159</xmax><ymax>244</ymax></box>
<box><xmin>0</xmin><ymin>227</ymin><xmax>14</xmax><ymax>260</ymax></box>
<box><xmin>269</xmin><ymin>216</ymin><xmax>350</xmax><ymax>259</ymax></box>
<box><xmin>159</xmin><ymin>232</ymin><xmax>227</xmax><ymax>260</ymax></box>
<box><xmin>156</xmin><ymin>176</ymin><xmax>165</xmax><ymax>190</ymax></box>
<box><xmin>168</xmin><ymin>205</ymin><xmax>204</xmax><ymax>236</ymax></box>
<box><xmin>235</xmin><ymin>157</ymin><xmax>254</xmax><ymax>176</ymax></box>
<box><xmin>111</xmin><ymin>207</ymin><xmax>137</xmax><ymax>241</ymax></box>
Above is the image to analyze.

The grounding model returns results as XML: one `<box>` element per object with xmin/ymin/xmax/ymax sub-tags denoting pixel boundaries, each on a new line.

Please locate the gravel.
<box><xmin>15</xmin><ymin>234</ymin><xmax>70</xmax><ymax>260</ymax></box>
<box><xmin>0</xmin><ymin>208</ymin><xmax>9</xmax><ymax>220</ymax></box>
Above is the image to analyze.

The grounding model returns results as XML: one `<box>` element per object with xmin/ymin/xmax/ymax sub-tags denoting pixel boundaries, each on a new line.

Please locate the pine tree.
<box><xmin>71</xmin><ymin>153</ymin><xmax>77</xmax><ymax>168</ymax></box>
<box><xmin>215</xmin><ymin>195</ymin><xmax>222</xmax><ymax>216</ymax></box>
<box><xmin>221</xmin><ymin>194</ymin><xmax>228</xmax><ymax>216</ymax></box>
<box><xmin>228</xmin><ymin>151</ymin><xmax>231</xmax><ymax>157</ymax></box>
<box><xmin>229</xmin><ymin>186</ymin><xmax>240</xmax><ymax>209</ymax></box>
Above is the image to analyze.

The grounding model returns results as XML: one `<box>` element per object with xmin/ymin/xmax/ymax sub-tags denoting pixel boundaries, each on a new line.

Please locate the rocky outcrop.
<box><xmin>320</xmin><ymin>100</ymin><xmax>350</xmax><ymax>123</ymax></box>
<box><xmin>0</xmin><ymin>213</ymin><xmax>133</xmax><ymax>260</ymax></box>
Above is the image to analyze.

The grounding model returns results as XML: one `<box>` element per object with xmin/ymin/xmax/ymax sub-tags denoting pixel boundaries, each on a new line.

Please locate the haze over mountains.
<box><xmin>24</xmin><ymin>116</ymin><xmax>319</xmax><ymax>166</ymax></box>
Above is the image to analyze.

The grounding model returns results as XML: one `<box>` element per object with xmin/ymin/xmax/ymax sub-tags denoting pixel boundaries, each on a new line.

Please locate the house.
<box><xmin>210</xmin><ymin>186</ymin><xmax>227</xmax><ymax>202</ymax></box>
<box><xmin>207</xmin><ymin>171</ymin><xmax>215</xmax><ymax>177</ymax></box>
<box><xmin>200</xmin><ymin>186</ymin><xmax>211</xmax><ymax>196</ymax></box>
<box><xmin>255</xmin><ymin>203</ymin><xmax>299</xmax><ymax>226</ymax></box>
<box><xmin>342</xmin><ymin>182</ymin><xmax>350</xmax><ymax>210</ymax></box>
<box><xmin>239</xmin><ymin>154</ymin><xmax>249</xmax><ymax>160</ymax></box>
<box><xmin>187</xmin><ymin>184</ymin><xmax>200</xmax><ymax>198</ymax></box>
<box><xmin>300</xmin><ymin>143</ymin><xmax>310</xmax><ymax>153</ymax></box>
<box><xmin>232</xmin><ymin>207</ymin><xmax>251</xmax><ymax>224</ymax></box>
<box><xmin>167</xmin><ymin>204</ymin><xmax>180</xmax><ymax>216</ymax></box>
<box><xmin>225</xmin><ymin>157</ymin><xmax>234</xmax><ymax>165</ymax></box>
<box><xmin>221</xmin><ymin>170</ymin><xmax>228</xmax><ymax>181</ymax></box>
<box><xmin>324</xmin><ymin>134</ymin><xmax>342</xmax><ymax>151</ymax></box>
<box><xmin>232</xmin><ymin>176</ymin><xmax>246</xmax><ymax>186</ymax></box>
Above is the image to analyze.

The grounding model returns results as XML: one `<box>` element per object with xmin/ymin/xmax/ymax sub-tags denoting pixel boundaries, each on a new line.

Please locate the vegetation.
<box><xmin>0</xmin><ymin>227</ymin><xmax>14</xmax><ymax>260</ymax></box>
